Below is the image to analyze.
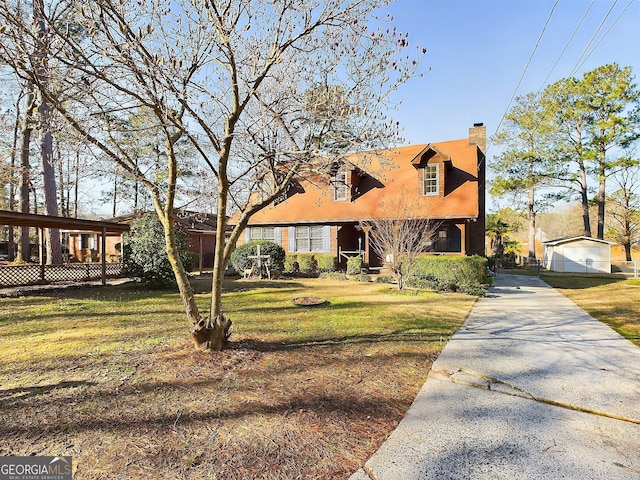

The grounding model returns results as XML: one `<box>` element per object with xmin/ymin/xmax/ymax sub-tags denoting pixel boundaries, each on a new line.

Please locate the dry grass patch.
<box><xmin>542</xmin><ymin>275</ymin><xmax>640</xmax><ymax>346</ymax></box>
<box><xmin>0</xmin><ymin>278</ymin><xmax>475</xmax><ymax>479</ymax></box>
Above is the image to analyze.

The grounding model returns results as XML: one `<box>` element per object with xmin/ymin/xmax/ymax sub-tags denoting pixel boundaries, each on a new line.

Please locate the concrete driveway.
<box><xmin>350</xmin><ymin>274</ymin><xmax>640</xmax><ymax>480</ymax></box>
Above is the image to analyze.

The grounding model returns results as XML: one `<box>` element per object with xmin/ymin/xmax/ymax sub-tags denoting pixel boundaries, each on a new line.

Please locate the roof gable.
<box><xmin>245</xmin><ymin>137</ymin><xmax>482</xmax><ymax>224</ymax></box>
<box><xmin>411</xmin><ymin>144</ymin><xmax>451</xmax><ymax>167</ymax></box>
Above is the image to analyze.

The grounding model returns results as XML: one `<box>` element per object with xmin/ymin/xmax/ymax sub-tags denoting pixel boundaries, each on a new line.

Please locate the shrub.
<box><xmin>407</xmin><ymin>255</ymin><xmax>488</xmax><ymax>296</ymax></box>
<box><xmin>346</xmin><ymin>256</ymin><xmax>364</xmax><ymax>275</ymax></box>
<box><xmin>297</xmin><ymin>254</ymin><xmax>317</xmax><ymax>273</ymax></box>
<box><xmin>122</xmin><ymin>213</ymin><xmax>196</xmax><ymax>289</ymax></box>
<box><xmin>375</xmin><ymin>275</ymin><xmax>395</xmax><ymax>284</ymax></box>
<box><xmin>316</xmin><ymin>255</ymin><xmax>338</xmax><ymax>272</ymax></box>
<box><xmin>230</xmin><ymin>240</ymin><xmax>286</xmax><ymax>276</ymax></box>
<box><xmin>285</xmin><ymin>254</ymin><xmax>299</xmax><ymax>272</ymax></box>
<box><xmin>319</xmin><ymin>271</ymin><xmax>349</xmax><ymax>281</ymax></box>
<box><xmin>352</xmin><ymin>273</ymin><xmax>372</xmax><ymax>283</ymax></box>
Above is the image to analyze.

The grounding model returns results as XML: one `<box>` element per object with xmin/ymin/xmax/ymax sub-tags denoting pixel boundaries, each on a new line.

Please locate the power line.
<box><xmin>568</xmin><ymin>0</ymin><xmax>618</xmax><ymax>78</ymax></box>
<box><xmin>573</xmin><ymin>0</ymin><xmax>634</xmax><ymax>74</ymax></box>
<box><xmin>530</xmin><ymin>0</ymin><xmax>633</xmax><ymax>136</ymax></box>
<box><xmin>491</xmin><ymin>0</ymin><xmax>559</xmax><ymax>143</ymax></box>
<box><xmin>494</xmin><ymin>0</ymin><xmax>633</xmax><ymax>143</ymax></box>
<box><xmin>535</xmin><ymin>0</ymin><xmax>595</xmax><ymax>97</ymax></box>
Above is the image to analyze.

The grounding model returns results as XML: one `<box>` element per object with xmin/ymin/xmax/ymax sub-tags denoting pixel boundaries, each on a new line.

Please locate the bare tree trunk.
<box><xmin>39</xmin><ymin>98</ymin><xmax>63</xmax><ymax>264</ymax></box>
<box><xmin>35</xmin><ymin>0</ymin><xmax>62</xmax><ymax>264</ymax></box>
<box><xmin>57</xmin><ymin>146</ymin><xmax>66</xmax><ymax>217</ymax></box>
<box><xmin>8</xmin><ymin>92</ymin><xmax>24</xmax><ymax>261</ymax></box>
<box><xmin>198</xmin><ymin>181</ymin><xmax>232</xmax><ymax>351</ymax></box>
<box><xmin>160</xmin><ymin>210</ymin><xmax>204</xmax><ymax>340</ymax></box>
<box><xmin>624</xmin><ymin>240</ymin><xmax>632</xmax><ymax>262</ymax></box>
<box><xmin>74</xmin><ymin>150</ymin><xmax>79</xmax><ymax>218</ymax></box>
<box><xmin>528</xmin><ymin>184</ymin><xmax>536</xmax><ymax>259</ymax></box>
<box><xmin>578</xmin><ymin>159</ymin><xmax>591</xmax><ymax>237</ymax></box>
<box><xmin>596</xmin><ymin>148</ymin><xmax>606</xmax><ymax>240</ymax></box>
<box><xmin>17</xmin><ymin>89</ymin><xmax>35</xmax><ymax>263</ymax></box>
<box><xmin>112</xmin><ymin>172</ymin><xmax>118</xmax><ymax>217</ymax></box>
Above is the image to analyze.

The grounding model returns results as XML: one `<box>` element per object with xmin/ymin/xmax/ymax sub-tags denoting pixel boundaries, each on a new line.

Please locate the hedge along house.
<box><xmin>237</xmin><ymin>124</ymin><xmax>486</xmax><ymax>269</ymax></box>
<box><xmin>543</xmin><ymin>236</ymin><xmax>615</xmax><ymax>274</ymax></box>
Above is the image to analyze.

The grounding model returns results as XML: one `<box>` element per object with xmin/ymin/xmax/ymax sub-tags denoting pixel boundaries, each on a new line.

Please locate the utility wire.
<box><xmin>531</xmin><ymin>0</ymin><xmax>632</xmax><ymax>135</ymax></box>
<box><xmin>573</xmin><ymin>0</ymin><xmax>633</xmax><ymax>74</ymax></box>
<box><xmin>568</xmin><ymin>0</ymin><xmax>618</xmax><ymax>78</ymax></box>
<box><xmin>491</xmin><ymin>0</ymin><xmax>559</xmax><ymax>144</ymax></box>
<box><xmin>535</xmin><ymin>0</ymin><xmax>595</xmax><ymax>97</ymax></box>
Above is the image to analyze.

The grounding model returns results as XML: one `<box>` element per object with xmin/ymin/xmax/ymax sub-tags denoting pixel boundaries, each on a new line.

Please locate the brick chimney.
<box><xmin>469</xmin><ymin>123</ymin><xmax>486</xmax><ymax>153</ymax></box>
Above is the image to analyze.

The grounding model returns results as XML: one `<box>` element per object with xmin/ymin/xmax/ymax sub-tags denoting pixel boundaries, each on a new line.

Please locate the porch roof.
<box><xmin>0</xmin><ymin>210</ymin><xmax>130</xmax><ymax>233</ymax></box>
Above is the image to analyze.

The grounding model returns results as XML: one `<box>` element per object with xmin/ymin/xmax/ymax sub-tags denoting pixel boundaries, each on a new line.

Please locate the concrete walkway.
<box><xmin>350</xmin><ymin>274</ymin><xmax>640</xmax><ymax>480</ymax></box>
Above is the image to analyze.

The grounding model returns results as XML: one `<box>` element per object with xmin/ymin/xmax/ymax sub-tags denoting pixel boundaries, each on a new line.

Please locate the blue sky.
<box><xmin>383</xmin><ymin>0</ymin><xmax>639</xmax><ymax>148</ymax></box>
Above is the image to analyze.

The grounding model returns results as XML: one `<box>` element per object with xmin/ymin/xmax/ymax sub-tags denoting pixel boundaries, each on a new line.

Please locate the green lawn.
<box><xmin>541</xmin><ymin>274</ymin><xmax>640</xmax><ymax>346</ymax></box>
<box><xmin>0</xmin><ymin>277</ymin><xmax>476</xmax><ymax>479</ymax></box>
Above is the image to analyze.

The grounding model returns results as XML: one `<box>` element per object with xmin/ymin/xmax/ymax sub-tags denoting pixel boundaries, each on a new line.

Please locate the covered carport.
<box><xmin>0</xmin><ymin>210</ymin><xmax>129</xmax><ymax>286</ymax></box>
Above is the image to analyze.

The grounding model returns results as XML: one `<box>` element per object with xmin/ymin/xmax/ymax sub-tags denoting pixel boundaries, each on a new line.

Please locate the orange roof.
<box><xmin>247</xmin><ymin>138</ymin><xmax>481</xmax><ymax>225</ymax></box>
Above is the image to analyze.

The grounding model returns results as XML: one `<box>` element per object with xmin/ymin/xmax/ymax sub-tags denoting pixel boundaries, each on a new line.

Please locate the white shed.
<box><xmin>542</xmin><ymin>236</ymin><xmax>615</xmax><ymax>274</ymax></box>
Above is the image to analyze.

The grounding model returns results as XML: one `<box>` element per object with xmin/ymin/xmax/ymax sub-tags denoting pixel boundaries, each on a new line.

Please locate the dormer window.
<box><xmin>334</xmin><ymin>171</ymin><xmax>348</xmax><ymax>201</ymax></box>
<box><xmin>423</xmin><ymin>164</ymin><xmax>439</xmax><ymax>196</ymax></box>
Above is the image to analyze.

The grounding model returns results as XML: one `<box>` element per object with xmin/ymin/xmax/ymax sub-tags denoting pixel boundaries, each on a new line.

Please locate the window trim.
<box><xmin>333</xmin><ymin>171</ymin><xmax>348</xmax><ymax>201</ymax></box>
<box><xmin>250</xmin><ymin>226</ymin><xmax>275</xmax><ymax>241</ymax></box>
<box><xmin>246</xmin><ymin>226</ymin><xmax>282</xmax><ymax>245</ymax></box>
<box><xmin>423</xmin><ymin>164</ymin><xmax>439</xmax><ymax>196</ymax></box>
<box><xmin>289</xmin><ymin>225</ymin><xmax>331</xmax><ymax>253</ymax></box>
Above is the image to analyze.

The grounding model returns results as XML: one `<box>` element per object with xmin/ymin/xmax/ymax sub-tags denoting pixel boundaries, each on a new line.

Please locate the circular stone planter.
<box><xmin>292</xmin><ymin>296</ymin><xmax>328</xmax><ymax>307</ymax></box>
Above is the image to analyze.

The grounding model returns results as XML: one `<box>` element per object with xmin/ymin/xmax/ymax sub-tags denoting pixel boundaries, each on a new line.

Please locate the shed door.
<box><xmin>563</xmin><ymin>246</ymin><xmax>601</xmax><ymax>273</ymax></box>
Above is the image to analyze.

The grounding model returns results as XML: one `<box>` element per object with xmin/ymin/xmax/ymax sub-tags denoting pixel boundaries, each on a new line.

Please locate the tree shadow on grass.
<box><xmin>542</xmin><ymin>275</ymin><xmax>622</xmax><ymax>290</ymax></box>
<box><xmin>2</xmin><ymin>387</ymin><xmax>401</xmax><ymax>438</ymax></box>
<box><xmin>231</xmin><ymin>331</ymin><xmax>446</xmax><ymax>353</ymax></box>
<box><xmin>0</xmin><ymin>380</ymin><xmax>96</xmax><ymax>406</ymax></box>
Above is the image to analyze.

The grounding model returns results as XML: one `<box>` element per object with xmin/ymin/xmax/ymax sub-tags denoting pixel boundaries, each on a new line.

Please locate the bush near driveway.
<box><xmin>407</xmin><ymin>255</ymin><xmax>489</xmax><ymax>296</ymax></box>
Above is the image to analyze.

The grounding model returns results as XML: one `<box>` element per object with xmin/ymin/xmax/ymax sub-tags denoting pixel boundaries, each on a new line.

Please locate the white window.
<box><xmin>333</xmin><ymin>171</ymin><xmax>348</xmax><ymax>201</ymax></box>
<box><xmin>423</xmin><ymin>164</ymin><xmax>439</xmax><ymax>196</ymax></box>
<box><xmin>293</xmin><ymin>225</ymin><xmax>327</xmax><ymax>252</ymax></box>
<box><xmin>250</xmin><ymin>226</ymin><xmax>275</xmax><ymax>241</ymax></box>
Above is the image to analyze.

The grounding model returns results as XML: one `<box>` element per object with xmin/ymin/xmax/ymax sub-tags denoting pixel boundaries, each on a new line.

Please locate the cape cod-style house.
<box><xmin>239</xmin><ymin>124</ymin><xmax>486</xmax><ymax>269</ymax></box>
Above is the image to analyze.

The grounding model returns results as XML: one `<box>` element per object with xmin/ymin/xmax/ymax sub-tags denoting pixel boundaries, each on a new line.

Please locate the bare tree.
<box><xmin>0</xmin><ymin>0</ymin><xmax>422</xmax><ymax>350</ymax></box>
<box><xmin>0</xmin><ymin>0</ymin><xmax>63</xmax><ymax>263</ymax></box>
<box><xmin>361</xmin><ymin>196</ymin><xmax>439</xmax><ymax>290</ymax></box>
<box><xmin>3</xmin><ymin>88</ymin><xmax>23</xmax><ymax>260</ymax></box>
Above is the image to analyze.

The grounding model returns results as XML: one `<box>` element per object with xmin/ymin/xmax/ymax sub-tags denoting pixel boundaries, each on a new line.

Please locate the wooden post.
<box><xmin>199</xmin><ymin>235</ymin><xmax>203</xmax><ymax>275</ymax></box>
<box><xmin>101</xmin><ymin>227</ymin><xmax>107</xmax><ymax>285</ymax></box>
<box><xmin>39</xmin><ymin>227</ymin><xmax>45</xmax><ymax>281</ymax></box>
<box><xmin>361</xmin><ymin>225</ymin><xmax>372</xmax><ymax>265</ymax></box>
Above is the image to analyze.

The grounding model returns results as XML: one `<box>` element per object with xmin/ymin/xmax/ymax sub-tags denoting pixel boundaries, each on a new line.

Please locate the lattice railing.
<box><xmin>0</xmin><ymin>263</ymin><xmax>125</xmax><ymax>287</ymax></box>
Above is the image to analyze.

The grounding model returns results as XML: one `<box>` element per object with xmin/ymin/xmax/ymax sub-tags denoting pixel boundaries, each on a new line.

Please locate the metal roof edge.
<box><xmin>542</xmin><ymin>236</ymin><xmax>616</xmax><ymax>246</ymax></box>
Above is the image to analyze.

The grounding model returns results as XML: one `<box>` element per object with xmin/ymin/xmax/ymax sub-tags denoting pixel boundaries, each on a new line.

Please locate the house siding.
<box><xmin>240</xmin><ymin>224</ymin><xmax>339</xmax><ymax>257</ymax></box>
